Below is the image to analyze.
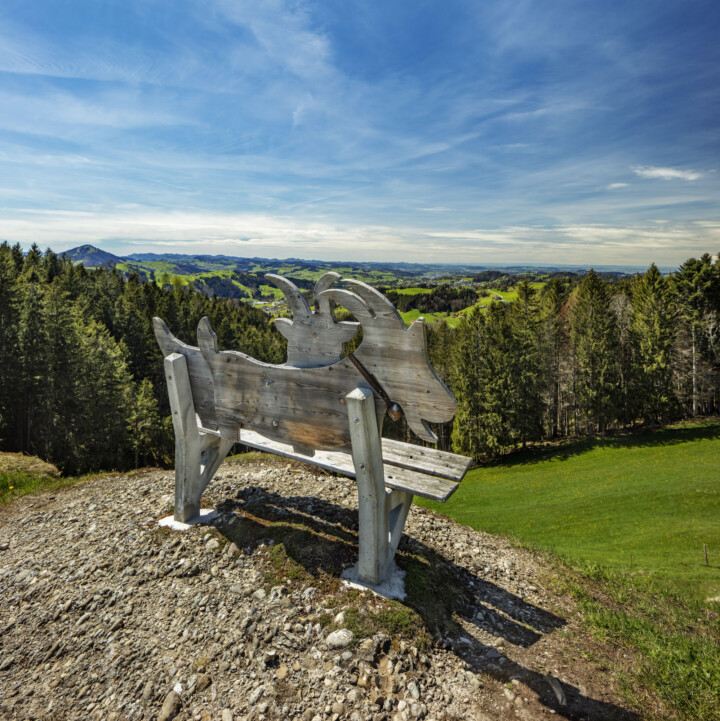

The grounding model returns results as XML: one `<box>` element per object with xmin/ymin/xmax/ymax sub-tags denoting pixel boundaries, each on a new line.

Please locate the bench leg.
<box><xmin>165</xmin><ymin>353</ymin><xmax>233</xmax><ymax>523</ymax></box>
<box><xmin>387</xmin><ymin>489</ymin><xmax>413</xmax><ymax>560</ymax></box>
<box><xmin>346</xmin><ymin>387</ymin><xmax>390</xmax><ymax>585</ymax></box>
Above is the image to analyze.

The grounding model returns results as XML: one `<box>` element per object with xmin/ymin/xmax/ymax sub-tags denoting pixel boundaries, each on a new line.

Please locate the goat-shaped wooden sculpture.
<box><xmin>154</xmin><ymin>274</ymin><xmax>468</xmax><ymax>595</ymax></box>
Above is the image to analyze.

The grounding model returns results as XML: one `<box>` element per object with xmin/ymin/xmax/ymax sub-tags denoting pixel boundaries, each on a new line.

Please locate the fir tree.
<box><xmin>633</xmin><ymin>264</ymin><xmax>678</xmax><ymax>424</ymax></box>
<box><xmin>571</xmin><ymin>270</ymin><xmax>619</xmax><ymax>433</ymax></box>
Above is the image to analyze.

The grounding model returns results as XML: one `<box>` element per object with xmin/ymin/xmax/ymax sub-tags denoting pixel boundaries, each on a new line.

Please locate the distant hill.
<box><xmin>61</xmin><ymin>244</ymin><xmax>122</xmax><ymax>267</ymax></box>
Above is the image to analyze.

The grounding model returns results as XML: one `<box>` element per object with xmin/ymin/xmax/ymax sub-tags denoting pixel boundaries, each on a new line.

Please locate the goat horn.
<box><xmin>318</xmin><ymin>288</ymin><xmax>374</xmax><ymax>324</ymax></box>
<box><xmin>264</xmin><ymin>274</ymin><xmax>311</xmax><ymax>319</ymax></box>
<box><xmin>343</xmin><ymin>279</ymin><xmax>406</xmax><ymax>328</ymax></box>
<box><xmin>313</xmin><ymin>272</ymin><xmax>341</xmax><ymax>316</ymax></box>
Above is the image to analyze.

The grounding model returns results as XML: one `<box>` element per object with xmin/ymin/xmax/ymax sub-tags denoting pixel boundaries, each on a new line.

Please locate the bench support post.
<box><xmin>165</xmin><ymin>353</ymin><xmax>233</xmax><ymax>523</ymax></box>
<box><xmin>346</xmin><ymin>387</ymin><xmax>390</xmax><ymax>585</ymax></box>
<box><xmin>387</xmin><ymin>488</ymin><xmax>413</xmax><ymax>560</ymax></box>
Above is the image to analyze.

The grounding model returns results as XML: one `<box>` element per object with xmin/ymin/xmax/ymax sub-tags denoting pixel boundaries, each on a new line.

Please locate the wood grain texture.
<box><xmin>267</xmin><ymin>273</ymin><xmax>359</xmax><ymax>368</ymax></box>
<box><xmin>347</xmin><ymin>387</ymin><xmax>389</xmax><ymax>584</ymax></box>
<box><xmin>154</xmin><ymin>318</ymin><xmax>217</xmax><ymax>430</ymax></box>
<box><xmin>380</xmin><ymin>439</ymin><xmax>471</xmax><ymax>481</ymax></box>
<box><xmin>197</xmin><ymin>316</ymin><xmax>386</xmax><ymax>452</ymax></box>
<box><xmin>164</xmin><ymin>353</ymin><xmax>232</xmax><ymax>521</ymax></box>
<box><xmin>233</xmin><ymin>428</ymin><xmax>459</xmax><ymax>502</ymax></box>
<box><xmin>318</xmin><ymin>285</ymin><xmax>456</xmax><ymax>443</ymax></box>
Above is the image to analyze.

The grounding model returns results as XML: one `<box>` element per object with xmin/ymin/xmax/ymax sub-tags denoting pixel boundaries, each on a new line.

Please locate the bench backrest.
<box><xmin>154</xmin><ymin>273</ymin><xmax>457</xmax><ymax>455</ymax></box>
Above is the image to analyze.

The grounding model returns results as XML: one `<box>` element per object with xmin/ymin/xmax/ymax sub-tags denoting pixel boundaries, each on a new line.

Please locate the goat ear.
<box><xmin>153</xmin><ymin>317</ymin><xmax>192</xmax><ymax>357</ymax></box>
<box><xmin>197</xmin><ymin>316</ymin><xmax>220</xmax><ymax>361</ymax></box>
<box><xmin>273</xmin><ymin>316</ymin><xmax>294</xmax><ymax>340</ymax></box>
<box><xmin>264</xmin><ymin>274</ymin><xmax>311</xmax><ymax>319</ymax></box>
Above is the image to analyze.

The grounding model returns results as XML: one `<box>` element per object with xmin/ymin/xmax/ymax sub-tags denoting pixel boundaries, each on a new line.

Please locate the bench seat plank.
<box><xmin>223</xmin><ymin>428</ymin><xmax>460</xmax><ymax>503</ymax></box>
<box><xmin>380</xmin><ymin>438</ymin><xmax>471</xmax><ymax>481</ymax></box>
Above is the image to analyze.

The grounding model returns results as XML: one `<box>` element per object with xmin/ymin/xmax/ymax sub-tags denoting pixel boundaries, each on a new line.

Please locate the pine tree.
<box><xmin>633</xmin><ymin>264</ymin><xmax>678</xmax><ymax>424</ymax></box>
<box><xmin>610</xmin><ymin>291</ymin><xmax>640</xmax><ymax>427</ymax></box>
<box><xmin>672</xmin><ymin>255</ymin><xmax>720</xmax><ymax>415</ymax></box>
<box><xmin>0</xmin><ymin>245</ymin><xmax>20</xmax><ymax>443</ymax></box>
<box><xmin>509</xmin><ymin>281</ymin><xmax>544</xmax><ymax>447</ymax></box>
<box><xmin>127</xmin><ymin>378</ymin><xmax>161</xmax><ymax>468</ymax></box>
<box><xmin>539</xmin><ymin>278</ymin><xmax>570</xmax><ymax>437</ymax></box>
<box><xmin>570</xmin><ymin>271</ymin><xmax>619</xmax><ymax>433</ymax></box>
<box><xmin>17</xmin><ymin>269</ymin><xmax>47</xmax><ymax>452</ymax></box>
<box><xmin>451</xmin><ymin>308</ymin><xmax>484</xmax><ymax>459</ymax></box>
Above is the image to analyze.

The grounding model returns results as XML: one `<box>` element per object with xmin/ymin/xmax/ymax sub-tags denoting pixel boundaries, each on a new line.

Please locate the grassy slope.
<box><xmin>420</xmin><ymin>420</ymin><xmax>720</xmax><ymax>601</ymax></box>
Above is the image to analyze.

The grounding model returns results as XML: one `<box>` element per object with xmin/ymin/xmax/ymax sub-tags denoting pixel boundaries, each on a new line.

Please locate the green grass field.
<box><xmin>420</xmin><ymin>420</ymin><xmax>720</xmax><ymax>601</ymax></box>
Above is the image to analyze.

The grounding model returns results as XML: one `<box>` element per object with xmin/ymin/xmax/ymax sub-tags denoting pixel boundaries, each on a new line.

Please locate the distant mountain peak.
<box><xmin>61</xmin><ymin>244</ymin><xmax>122</xmax><ymax>267</ymax></box>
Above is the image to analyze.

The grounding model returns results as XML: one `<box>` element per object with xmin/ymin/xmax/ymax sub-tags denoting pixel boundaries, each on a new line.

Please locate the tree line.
<box><xmin>2</xmin><ymin>243</ymin><xmax>719</xmax><ymax>473</ymax></box>
<box><xmin>0</xmin><ymin>243</ymin><xmax>285</xmax><ymax>474</ymax></box>
<box><xmin>431</xmin><ymin>256</ymin><xmax>720</xmax><ymax>460</ymax></box>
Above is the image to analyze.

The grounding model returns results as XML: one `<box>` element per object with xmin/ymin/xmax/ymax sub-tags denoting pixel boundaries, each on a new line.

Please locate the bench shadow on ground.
<box><xmin>494</xmin><ymin>420</ymin><xmax>720</xmax><ymax>468</ymax></box>
<box><xmin>208</xmin><ymin>483</ymin><xmax>639</xmax><ymax>721</ymax></box>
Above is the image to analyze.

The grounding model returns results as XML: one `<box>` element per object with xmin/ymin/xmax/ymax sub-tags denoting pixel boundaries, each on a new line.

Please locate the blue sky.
<box><xmin>0</xmin><ymin>0</ymin><xmax>718</xmax><ymax>266</ymax></box>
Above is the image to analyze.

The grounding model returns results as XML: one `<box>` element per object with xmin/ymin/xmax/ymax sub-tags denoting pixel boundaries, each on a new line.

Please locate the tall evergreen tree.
<box><xmin>571</xmin><ymin>270</ymin><xmax>619</xmax><ymax>433</ymax></box>
<box><xmin>539</xmin><ymin>278</ymin><xmax>570</xmax><ymax>437</ymax></box>
<box><xmin>633</xmin><ymin>264</ymin><xmax>678</xmax><ymax>424</ymax></box>
<box><xmin>0</xmin><ymin>245</ymin><xmax>20</xmax><ymax>442</ymax></box>
<box><xmin>672</xmin><ymin>255</ymin><xmax>720</xmax><ymax>415</ymax></box>
<box><xmin>17</xmin><ymin>269</ymin><xmax>47</xmax><ymax>452</ymax></box>
<box><xmin>509</xmin><ymin>281</ymin><xmax>544</xmax><ymax>447</ymax></box>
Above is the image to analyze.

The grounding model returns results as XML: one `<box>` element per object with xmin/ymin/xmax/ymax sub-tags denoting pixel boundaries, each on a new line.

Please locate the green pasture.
<box><xmin>420</xmin><ymin>420</ymin><xmax>720</xmax><ymax>601</ymax></box>
<box><xmin>394</xmin><ymin>287</ymin><xmax>434</xmax><ymax>295</ymax></box>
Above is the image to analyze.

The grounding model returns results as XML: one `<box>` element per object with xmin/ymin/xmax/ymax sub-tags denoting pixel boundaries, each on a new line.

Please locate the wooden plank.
<box><xmin>380</xmin><ymin>438</ymin><xmax>471</xmax><ymax>481</ymax></box>
<box><xmin>232</xmin><ymin>428</ymin><xmax>459</xmax><ymax>502</ymax></box>
<box><xmin>197</xmin><ymin>316</ymin><xmax>386</xmax><ymax>453</ymax></box>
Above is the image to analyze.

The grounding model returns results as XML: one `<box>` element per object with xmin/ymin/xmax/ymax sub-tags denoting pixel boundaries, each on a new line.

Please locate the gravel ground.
<box><xmin>0</xmin><ymin>455</ymin><xmax>640</xmax><ymax>721</ymax></box>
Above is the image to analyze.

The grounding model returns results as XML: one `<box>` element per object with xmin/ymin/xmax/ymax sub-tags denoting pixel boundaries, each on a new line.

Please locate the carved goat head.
<box><xmin>320</xmin><ymin>280</ymin><xmax>457</xmax><ymax>443</ymax></box>
<box><xmin>265</xmin><ymin>272</ymin><xmax>358</xmax><ymax>368</ymax></box>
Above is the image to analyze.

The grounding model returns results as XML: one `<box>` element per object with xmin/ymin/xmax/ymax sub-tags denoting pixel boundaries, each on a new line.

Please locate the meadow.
<box><xmin>420</xmin><ymin>419</ymin><xmax>720</xmax><ymax>601</ymax></box>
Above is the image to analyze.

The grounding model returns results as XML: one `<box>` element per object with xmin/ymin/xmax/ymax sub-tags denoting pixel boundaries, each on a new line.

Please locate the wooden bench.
<box><xmin>156</xmin><ymin>273</ymin><xmax>471</xmax><ymax>596</ymax></box>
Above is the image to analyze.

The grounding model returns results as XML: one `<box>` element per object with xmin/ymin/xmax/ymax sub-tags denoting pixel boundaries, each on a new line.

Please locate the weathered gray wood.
<box><xmin>229</xmin><ymin>428</ymin><xmax>460</xmax><ymax>502</ymax></box>
<box><xmin>380</xmin><ymin>438</ymin><xmax>471</xmax><ymax>481</ymax></box>
<box><xmin>164</xmin><ymin>353</ymin><xmax>232</xmax><ymax>522</ymax></box>
<box><xmin>154</xmin><ymin>319</ymin><xmax>217</xmax><ymax>430</ymax></box>
<box><xmin>347</xmin><ymin>387</ymin><xmax>389</xmax><ymax>586</ymax></box>
<box><xmin>319</xmin><ymin>284</ymin><xmax>456</xmax><ymax>443</ymax></box>
<box><xmin>386</xmin><ymin>489</ymin><xmax>413</xmax><ymax>559</ymax></box>
<box><xmin>156</xmin><ymin>278</ymin><xmax>457</xmax><ymax>449</ymax></box>
<box><xmin>267</xmin><ymin>273</ymin><xmax>359</xmax><ymax>368</ymax></box>
<box><xmin>197</xmin><ymin>316</ymin><xmax>386</xmax><ymax>452</ymax></box>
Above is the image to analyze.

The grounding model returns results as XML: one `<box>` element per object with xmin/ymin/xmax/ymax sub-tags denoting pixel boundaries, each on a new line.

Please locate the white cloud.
<box><xmin>607</xmin><ymin>182</ymin><xmax>629</xmax><ymax>189</ymax></box>
<box><xmin>633</xmin><ymin>166</ymin><xmax>702</xmax><ymax>181</ymax></box>
<box><xmin>4</xmin><ymin>208</ymin><xmax>720</xmax><ymax>267</ymax></box>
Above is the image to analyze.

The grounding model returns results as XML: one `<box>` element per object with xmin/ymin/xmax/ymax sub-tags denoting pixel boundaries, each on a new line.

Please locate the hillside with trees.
<box><xmin>0</xmin><ymin>242</ymin><xmax>285</xmax><ymax>474</ymax></box>
<box><xmin>2</xmin><ymin>243</ymin><xmax>719</xmax><ymax>472</ymax></box>
<box><xmin>441</xmin><ymin>258</ymin><xmax>720</xmax><ymax>460</ymax></box>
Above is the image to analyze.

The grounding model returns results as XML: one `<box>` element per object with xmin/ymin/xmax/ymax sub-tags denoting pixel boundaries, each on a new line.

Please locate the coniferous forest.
<box><xmin>1</xmin><ymin>241</ymin><xmax>719</xmax><ymax>472</ymax></box>
<box><xmin>0</xmin><ymin>242</ymin><xmax>285</xmax><ymax>474</ymax></box>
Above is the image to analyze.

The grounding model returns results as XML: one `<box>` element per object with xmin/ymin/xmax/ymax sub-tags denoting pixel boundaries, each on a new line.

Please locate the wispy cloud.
<box><xmin>633</xmin><ymin>166</ymin><xmax>703</xmax><ymax>181</ymax></box>
<box><xmin>4</xmin><ymin>207</ymin><xmax>719</xmax><ymax>268</ymax></box>
<box><xmin>0</xmin><ymin>0</ymin><xmax>717</xmax><ymax>265</ymax></box>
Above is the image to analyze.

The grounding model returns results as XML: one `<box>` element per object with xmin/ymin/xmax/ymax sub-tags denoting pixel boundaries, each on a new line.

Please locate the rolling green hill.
<box><xmin>420</xmin><ymin>420</ymin><xmax>720</xmax><ymax>601</ymax></box>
